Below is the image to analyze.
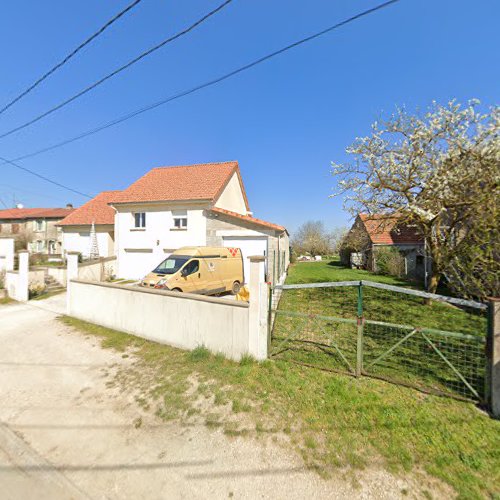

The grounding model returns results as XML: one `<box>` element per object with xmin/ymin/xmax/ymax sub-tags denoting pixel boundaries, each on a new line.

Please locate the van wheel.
<box><xmin>231</xmin><ymin>281</ymin><xmax>241</xmax><ymax>295</ymax></box>
<box><xmin>171</xmin><ymin>288</ymin><xmax>182</xmax><ymax>293</ymax></box>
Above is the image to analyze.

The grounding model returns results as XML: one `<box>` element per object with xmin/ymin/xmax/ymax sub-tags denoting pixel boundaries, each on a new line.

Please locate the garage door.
<box><xmin>121</xmin><ymin>250</ymin><xmax>158</xmax><ymax>280</ymax></box>
<box><xmin>222</xmin><ymin>236</ymin><xmax>267</xmax><ymax>284</ymax></box>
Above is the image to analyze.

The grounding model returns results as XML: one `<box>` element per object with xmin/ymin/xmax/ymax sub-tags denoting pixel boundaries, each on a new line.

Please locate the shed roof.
<box><xmin>359</xmin><ymin>213</ymin><xmax>423</xmax><ymax>245</ymax></box>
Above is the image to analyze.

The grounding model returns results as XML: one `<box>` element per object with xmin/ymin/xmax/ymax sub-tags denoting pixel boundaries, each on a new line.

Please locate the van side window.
<box><xmin>183</xmin><ymin>260</ymin><xmax>199</xmax><ymax>276</ymax></box>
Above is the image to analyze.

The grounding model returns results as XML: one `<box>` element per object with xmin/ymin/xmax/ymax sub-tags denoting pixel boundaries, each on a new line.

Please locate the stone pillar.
<box><xmin>248</xmin><ymin>255</ymin><xmax>269</xmax><ymax>361</ymax></box>
<box><xmin>487</xmin><ymin>298</ymin><xmax>500</xmax><ymax>418</ymax></box>
<box><xmin>17</xmin><ymin>250</ymin><xmax>29</xmax><ymax>302</ymax></box>
<box><xmin>66</xmin><ymin>252</ymin><xmax>79</xmax><ymax>315</ymax></box>
<box><xmin>0</xmin><ymin>237</ymin><xmax>15</xmax><ymax>272</ymax></box>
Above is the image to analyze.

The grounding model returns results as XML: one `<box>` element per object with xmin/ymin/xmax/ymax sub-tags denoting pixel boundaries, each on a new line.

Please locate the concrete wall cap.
<box><xmin>248</xmin><ymin>255</ymin><xmax>266</xmax><ymax>262</ymax></box>
<box><xmin>18</xmin><ymin>250</ymin><xmax>29</xmax><ymax>253</ymax></box>
<box><xmin>70</xmin><ymin>279</ymin><xmax>250</xmax><ymax>308</ymax></box>
<box><xmin>67</xmin><ymin>251</ymin><xmax>81</xmax><ymax>255</ymax></box>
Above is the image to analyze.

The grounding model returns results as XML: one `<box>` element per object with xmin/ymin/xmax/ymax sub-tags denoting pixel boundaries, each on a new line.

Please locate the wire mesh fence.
<box><xmin>269</xmin><ymin>280</ymin><xmax>487</xmax><ymax>402</ymax></box>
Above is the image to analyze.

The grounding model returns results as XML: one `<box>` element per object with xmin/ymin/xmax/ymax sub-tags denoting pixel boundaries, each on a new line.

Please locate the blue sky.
<box><xmin>0</xmin><ymin>0</ymin><xmax>498</xmax><ymax>234</ymax></box>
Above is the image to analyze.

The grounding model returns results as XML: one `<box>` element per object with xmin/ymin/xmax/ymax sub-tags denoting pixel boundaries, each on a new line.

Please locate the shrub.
<box><xmin>188</xmin><ymin>346</ymin><xmax>211</xmax><ymax>362</ymax></box>
<box><xmin>374</xmin><ymin>247</ymin><xmax>405</xmax><ymax>277</ymax></box>
<box><xmin>28</xmin><ymin>282</ymin><xmax>46</xmax><ymax>299</ymax></box>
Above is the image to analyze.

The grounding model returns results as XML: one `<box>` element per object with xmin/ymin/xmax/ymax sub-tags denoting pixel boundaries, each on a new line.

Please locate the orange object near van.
<box><xmin>141</xmin><ymin>246</ymin><xmax>244</xmax><ymax>296</ymax></box>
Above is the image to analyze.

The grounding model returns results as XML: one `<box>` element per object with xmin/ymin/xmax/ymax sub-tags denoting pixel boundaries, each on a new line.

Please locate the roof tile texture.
<box><xmin>211</xmin><ymin>207</ymin><xmax>286</xmax><ymax>232</ymax></box>
<box><xmin>58</xmin><ymin>191</ymin><xmax>120</xmax><ymax>226</ymax></box>
<box><xmin>111</xmin><ymin>162</ymin><xmax>242</xmax><ymax>205</ymax></box>
<box><xmin>359</xmin><ymin>214</ymin><xmax>423</xmax><ymax>245</ymax></box>
<box><xmin>0</xmin><ymin>207</ymin><xmax>74</xmax><ymax>220</ymax></box>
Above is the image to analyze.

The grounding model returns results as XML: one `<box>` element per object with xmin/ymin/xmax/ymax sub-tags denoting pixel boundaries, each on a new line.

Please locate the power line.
<box><xmin>0</xmin><ymin>181</ymin><xmax>73</xmax><ymax>203</ymax></box>
<box><xmin>0</xmin><ymin>0</ymin><xmax>144</xmax><ymax>117</ymax></box>
<box><xmin>0</xmin><ymin>0</ymin><xmax>400</xmax><ymax>197</ymax></box>
<box><xmin>0</xmin><ymin>0</ymin><xmax>233</xmax><ymax>140</ymax></box>
<box><xmin>2</xmin><ymin>0</ymin><xmax>402</xmax><ymax>166</ymax></box>
<box><xmin>0</xmin><ymin>155</ymin><xmax>92</xmax><ymax>198</ymax></box>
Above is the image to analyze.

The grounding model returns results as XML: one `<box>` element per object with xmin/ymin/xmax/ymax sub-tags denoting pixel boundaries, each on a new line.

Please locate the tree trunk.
<box><xmin>424</xmin><ymin>271</ymin><xmax>440</xmax><ymax>305</ymax></box>
<box><xmin>428</xmin><ymin>272</ymin><xmax>440</xmax><ymax>294</ymax></box>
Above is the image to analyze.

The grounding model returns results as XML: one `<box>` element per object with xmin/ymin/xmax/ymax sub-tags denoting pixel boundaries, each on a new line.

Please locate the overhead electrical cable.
<box><xmin>3</xmin><ymin>0</ymin><xmax>401</xmax><ymax>167</ymax></box>
<box><xmin>0</xmin><ymin>0</ymin><xmax>233</xmax><ymax>140</ymax></box>
<box><xmin>0</xmin><ymin>0</ymin><xmax>400</xmax><ymax>196</ymax></box>
<box><xmin>0</xmin><ymin>155</ymin><xmax>91</xmax><ymax>198</ymax></box>
<box><xmin>0</xmin><ymin>0</ymin><xmax>144</xmax><ymax>117</ymax></box>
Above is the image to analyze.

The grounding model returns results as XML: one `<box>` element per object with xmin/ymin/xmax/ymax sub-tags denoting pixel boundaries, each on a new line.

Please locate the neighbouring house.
<box><xmin>109</xmin><ymin>161</ymin><xmax>289</xmax><ymax>283</ymax></box>
<box><xmin>341</xmin><ymin>213</ymin><xmax>429</xmax><ymax>281</ymax></box>
<box><xmin>58</xmin><ymin>191</ymin><xmax>120</xmax><ymax>259</ymax></box>
<box><xmin>0</xmin><ymin>206</ymin><xmax>75</xmax><ymax>255</ymax></box>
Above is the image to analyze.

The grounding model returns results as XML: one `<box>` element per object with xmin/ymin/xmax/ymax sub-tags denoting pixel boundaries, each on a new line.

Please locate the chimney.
<box><xmin>66</xmin><ymin>203</ymin><xmax>73</xmax><ymax>209</ymax></box>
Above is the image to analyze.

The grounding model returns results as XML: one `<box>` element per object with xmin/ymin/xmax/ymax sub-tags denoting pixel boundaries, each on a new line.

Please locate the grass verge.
<box><xmin>30</xmin><ymin>289</ymin><xmax>65</xmax><ymax>301</ymax></box>
<box><xmin>0</xmin><ymin>295</ymin><xmax>15</xmax><ymax>305</ymax></box>
<box><xmin>58</xmin><ymin>315</ymin><xmax>499</xmax><ymax>499</ymax></box>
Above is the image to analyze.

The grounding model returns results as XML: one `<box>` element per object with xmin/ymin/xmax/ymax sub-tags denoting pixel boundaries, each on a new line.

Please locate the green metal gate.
<box><xmin>269</xmin><ymin>280</ymin><xmax>488</xmax><ymax>402</ymax></box>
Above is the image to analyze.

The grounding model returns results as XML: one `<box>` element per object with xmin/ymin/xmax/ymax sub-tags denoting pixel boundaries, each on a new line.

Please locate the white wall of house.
<box><xmin>213</xmin><ymin>172</ymin><xmax>247</xmax><ymax>215</ymax></box>
<box><xmin>62</xmin><ymin>225</ymin><xmax>115</xmax><ymax>258</ymax></box>
<box><xmin>114</xmin><ymin>203</ymin><xmax>208</xmax><ymax>279</ymax></box>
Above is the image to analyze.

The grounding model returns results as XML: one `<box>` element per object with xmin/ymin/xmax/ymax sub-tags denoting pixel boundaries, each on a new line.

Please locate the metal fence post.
<box><xmin>487</xmin><ymin>298</ymin><xmax>500</xmax><ymax>418</ymax></box>
<box><xmin>273</xmin><ymin>251</ymin><xmax>276</xmax><ymax>287</ymax></box>
<box><xmin>267</xmin><ymin>283</ymin><xmax>273</xmax><ymax>356</ymax></box>
<box><xmin>356</xmin><ymin>281</ymin><xmax>364</xmax><ymax>377</ymax></box>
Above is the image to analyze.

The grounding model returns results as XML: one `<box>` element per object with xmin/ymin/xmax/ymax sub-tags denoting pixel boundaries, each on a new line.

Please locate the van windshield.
<box><xmin>153</xmin><ymin>255</ymin><xmax>190</xmax><ymax>275</ymax></box>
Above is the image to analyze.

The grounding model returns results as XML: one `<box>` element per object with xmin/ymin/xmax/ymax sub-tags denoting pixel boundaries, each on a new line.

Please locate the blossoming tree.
<box><xmin>331</xmin><ymin>100</ymin><xmax>499</xmax><ymax>298</ymax></box>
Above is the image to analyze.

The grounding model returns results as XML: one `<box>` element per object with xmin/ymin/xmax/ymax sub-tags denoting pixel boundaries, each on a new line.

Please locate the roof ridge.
<box><xmin>151</xmin><ymin>161</ymin><xmax>238</xmax><ymax>171</ymax></box>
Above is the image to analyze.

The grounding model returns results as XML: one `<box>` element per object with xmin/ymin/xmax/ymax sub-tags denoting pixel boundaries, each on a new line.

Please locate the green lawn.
<box><xmin>272</xmin><ymin>260</ymin><xmax>487</xmax><ymax>401</ymax></box>
<box><xmin>287</xmin><ymin>258</ymin><xmax>415</xmax><ymax>287</ymax></box>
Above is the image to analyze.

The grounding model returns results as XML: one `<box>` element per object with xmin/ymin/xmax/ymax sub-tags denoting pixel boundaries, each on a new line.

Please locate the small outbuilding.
<box><xmin>58</xmin><ymin>191</ymin><xmax>120</xmax><ymax>259</ymax></box>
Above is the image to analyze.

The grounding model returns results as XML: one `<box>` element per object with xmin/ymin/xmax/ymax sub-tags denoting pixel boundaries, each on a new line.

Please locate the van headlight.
<box><xmin>155</xmin><ymin>279</ymin><xmax>168</xmax><ymax>289</ymax></box>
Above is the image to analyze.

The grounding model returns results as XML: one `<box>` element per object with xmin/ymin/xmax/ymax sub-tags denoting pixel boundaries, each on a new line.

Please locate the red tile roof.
<box><xmin>359</xmin><ymin>213</ymin><xmax>423</xmax><ymax>245</ymax></box>
<box><xmin>210</xmin><ymin>207</ymin><xmax>286</xmax><ymax>233</ymax></box>
<box><xmin>0</xmin><ymin>207</ymin><xmax>75</xmax><ymax>220</ymax></box>
<box><xmin>110</xmin><ymin>161</ymin><xmax>250</xmax><ymax>209</ymax></box>
<box><xmin>58</xmin><ymin>191</ymin><xmax>120</xmax><ymax>226</ymax></box>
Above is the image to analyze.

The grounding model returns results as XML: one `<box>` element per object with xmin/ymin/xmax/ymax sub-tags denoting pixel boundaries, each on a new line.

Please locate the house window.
<box><xmin>33</xmin><ymin>219</ymin><xmax>45</xmax><ymax>232</ymax></box>
<box><xmin>36</xmin><ymin>240</ymin><xmax>44</xmax><ymax>252</ymax></box>
<box><xmin>134</xmin><ymin>212</ymin><xmax>146</xmax><ymax>228</ymax></box>
<box><xmin>12</xmin><ymin>223</ymin><xmax>19</xmax><ymax>234</ymax></box>
<box><xmin>172</xmin><ymin>211</ymin><xmax>187</xmax><ymax>230</ymax></box>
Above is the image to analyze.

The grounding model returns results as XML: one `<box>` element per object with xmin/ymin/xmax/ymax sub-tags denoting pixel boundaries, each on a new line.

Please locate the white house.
<box><xmin>109</xmin><ymin>161</ymin><xmax>289</xmax><ymax>283</ymax></box>
<box><xmin>58</xmin><ymin>191</ymin><xmax>120</xmax><ymax>258</ymax></box>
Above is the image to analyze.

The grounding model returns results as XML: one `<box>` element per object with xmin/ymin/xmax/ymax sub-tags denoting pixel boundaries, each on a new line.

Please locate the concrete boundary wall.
<box><xmin>78</xmin><ymin>256</ymin><xmax>117</xmax><ymax>282</ymax></box>
<box><xmin>66</xmin><ymin>255</ymin><xmax>268</xmax><ymax>361</ymax></box>
<box><xmin>47</xmin><ymin>266</ymin><xmax>67</xmax><ymax>285</ymax></box>
<box><xmin>68</xmin><ymin>280</ymin><xmax>252</xmax><ymax>360</ymax></box>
